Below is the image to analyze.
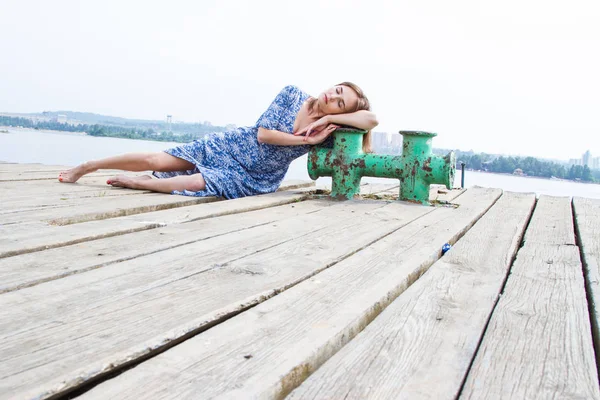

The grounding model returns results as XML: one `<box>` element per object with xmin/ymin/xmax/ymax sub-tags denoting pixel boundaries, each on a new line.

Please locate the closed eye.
<box><xmin>337</xmin><ymin>86</ymin><xmax>346</xmax><ymax>109</ymax></box>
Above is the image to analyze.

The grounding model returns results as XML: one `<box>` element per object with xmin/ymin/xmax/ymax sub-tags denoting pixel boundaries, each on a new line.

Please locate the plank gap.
<box><xmin>48</xmin><ymin>197</ymin><xmax>221</xmax><ymax>226</ymax></box>
<box><xmin>572</xmin><ymin>198</ymin><xmax>600</xmax><ymax>383</ymax></box>
<box><xmin>455</xmin><ymin>194</ymin><xmax>537</xmax><ymax>399</ymax></box>
<box><xmin>0</xmin><ymin>223</ymin><xmax>162</xmax><ymax>260</ymax></box>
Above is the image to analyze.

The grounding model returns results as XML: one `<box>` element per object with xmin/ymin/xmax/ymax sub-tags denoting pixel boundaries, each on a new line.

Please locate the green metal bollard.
<box><xmin>307</xmin><ymin>128</ymin><xmax>455</xmax><ymax>204</ymax></box>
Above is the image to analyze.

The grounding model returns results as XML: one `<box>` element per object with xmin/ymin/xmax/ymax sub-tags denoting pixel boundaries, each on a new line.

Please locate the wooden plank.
<box><xmin>0</xmin><ymin>174</ymin><xmax>147</xmax><ymax>192</ymax></box>
<box><xmin>0</xmin><ymin>181</ymin><xmax>315</xmax><ymax>224</ymax></box>
<box><xmin>572</xmin><ymin>197</ymin><xmax>600</xmax><ymax>371</ymax></box>
<box><xmin>0</xmin><ymin>170</ymin><xmax>128</xmax><ymax>181</ymax></box>
<box><xmin>288</xmin><ymin>192</ymin><xmax>534</xmax><ymax>400</ymax></box>
<box><xmin>360</xmin><ymin>182</ymin><xmax>399</xmax><ymax>195</ymax></box>
<box><xmin>430</xmin><ymin>187</ymin><xmax>465</xmax><ymax>203</ymax></box>
<box><xmin>523</xmin><ymin>195</ymin><xmax>576</xmax><ymax>246</ymax></box>
<box><xmin>310</xmin><ymin>182</ymin><xmax>461</xmax><ymax>204</ymax></box>
<box><xmin>0</xmin><ymin>198</ymin><xmax>435</xmax><ymax>400</ymax></box>
<box><xmin>0</xmin><ymin>190</ymin><xmax>211</xmax><ymax>215</ymax></box>
<box><xmin>1</xmin><ymin>192</ymin><xmax>220</xmax><ymax>225</ymax></box>
<box><xmin>0</xmin><ymin>189</ymin><xmax>312</xmax><ymax>259</ymax></box>
<box><xmin>0</xmin><ymin>177</ymin><xmax>311</xmax><ymax>201</ymax></box>
<box><xmin>0</xmin><ymin>188</ymin><xmax>152</xmax><ymax>210</ymax></box>
<box><xmin>359</xmin><ymin>183</ymin><xmax>464</xmax><ymax>203</ymax></box>
<box><xmin>0</xmin><ymin>198</ymin><xmax>333</xmax><ymax>293</ymax></box>
<box><xmin>0</xmin><ymin>165</ymin><xmax>147</xmax><ymax>181</ymax></box>
<box><xmin>0</xmin><ymin>177</ymin><xmax>153</xmax><ymax>201</ymax></box>
<box><xmin>460</xmin><ymin>195</ymin><xmax>600</xmax><ymax>399</ymax></box>
<box><xmin>274</xmin><ymin>180</ymin><xmax>316</xmax><ymax>191</ymax></box>
<box><xmin>76</xmin><ymin>188</ymin><xmax>502</xmax><ymax>400</ymax></box>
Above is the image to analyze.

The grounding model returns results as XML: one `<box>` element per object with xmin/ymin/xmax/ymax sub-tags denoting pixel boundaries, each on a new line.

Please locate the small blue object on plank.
<box><xmin>442</xmin><ymin>243</ymin><xmax>451</xmax><ymax>255</ymax></box>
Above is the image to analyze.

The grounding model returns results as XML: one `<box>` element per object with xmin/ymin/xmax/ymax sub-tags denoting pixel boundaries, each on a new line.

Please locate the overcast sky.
<box><xmin>1</xmin><ymin>0</ymin><xmax>598</xmax><ymax>160</ymax></box>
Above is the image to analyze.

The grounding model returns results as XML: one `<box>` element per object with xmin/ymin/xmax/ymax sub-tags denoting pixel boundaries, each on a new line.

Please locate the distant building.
<box><xmin>592</xmin><ymin>157</ymin><xmax>600</xmax><ymax>170</ymax></box>
<box><xmin>513</xmin><ymin>168</ymin><xmax>524</xmax><ymax>176</ymax></box>
<box><xmin>53</xmin><ymin>114</ymin><xmax>67</xmax><ymax>123</ymax></box>
<box><xmin>569</xmin><ymin>158</ymin><xmax>583</xmax><ymax>166</ymax></box>
<box><xmin>390</xmin><ymin>134</ymin><xmax>402</xmax><ymax>149</ymax></box>
<box><xmin>371</xmin><ymin>132</ymin><xmax>389</xmax><ymax>152</ymax></box>
<box><xmin>583</xmin><ymin>150</ymin><xmax>592</xmax><ymax>167</ymax></box>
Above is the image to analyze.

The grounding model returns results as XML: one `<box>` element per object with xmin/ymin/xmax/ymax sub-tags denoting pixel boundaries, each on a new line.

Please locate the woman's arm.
<box><xmin>258</xmin><ymin>126</ymin><xmax>336</xmax><ymax>146</ymax></box>
<box><xmin>326</xmin><ymin>110</ymin><xmax>378</xmax><ymax>130</ymax></box>
<box><xmin>294</xmin><ymin>111</ymin><xmax>378</xmax><ymax>139</ymax></box>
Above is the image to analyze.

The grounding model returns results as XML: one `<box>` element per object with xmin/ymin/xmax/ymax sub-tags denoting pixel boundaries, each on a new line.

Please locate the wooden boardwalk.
<box><xmin>1</xmin><ymin>162</ymin><xmax>600</xmax><ymax>400</ymax></box>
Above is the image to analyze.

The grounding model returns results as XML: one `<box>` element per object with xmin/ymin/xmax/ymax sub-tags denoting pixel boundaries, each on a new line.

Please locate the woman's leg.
<box><xmin>59</xmin><ymin>152</ymin><xmax>194</xmax><ymax>183</ymax></box>
<box><xmin>107</xmin><ymin>173</ymin><xmax>206</xmax><ymax>194</ymax></box>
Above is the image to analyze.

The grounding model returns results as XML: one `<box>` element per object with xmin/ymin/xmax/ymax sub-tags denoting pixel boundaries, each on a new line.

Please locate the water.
<box><xmin>2</xmin><ymin>127</ymin><xmax>600</xmax><ymax>199</ymax></box>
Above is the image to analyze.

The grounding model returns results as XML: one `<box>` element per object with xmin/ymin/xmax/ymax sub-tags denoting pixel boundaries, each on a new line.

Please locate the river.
<box><xmin>2</xmin><ymin>127</ymin><xmax>599</xmax><ymax>199</ymax></box>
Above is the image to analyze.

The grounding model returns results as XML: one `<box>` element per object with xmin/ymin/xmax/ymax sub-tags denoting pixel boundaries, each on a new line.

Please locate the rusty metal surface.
<box><xmin>307</xmin><ymin>129</ymin><xmax>456</xmax><ymax>204</ymax></box>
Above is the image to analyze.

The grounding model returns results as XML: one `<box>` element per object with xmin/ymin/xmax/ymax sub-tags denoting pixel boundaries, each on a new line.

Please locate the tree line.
<box><xmin>0</xmin><ymin>116</ymin><xmax>221</xmax><ymax>143</ymax></box>
<box><xmin>458</xmin><ymin>152</ymin><xmax>598</xmax><ymax>182</ymax></box>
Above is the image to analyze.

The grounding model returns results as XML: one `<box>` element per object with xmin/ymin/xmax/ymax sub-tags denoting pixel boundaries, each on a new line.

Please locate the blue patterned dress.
<box><xmin>153</xmin><ymin>85</ymin><xmax>312</xmax><ymax>199</ymax></box>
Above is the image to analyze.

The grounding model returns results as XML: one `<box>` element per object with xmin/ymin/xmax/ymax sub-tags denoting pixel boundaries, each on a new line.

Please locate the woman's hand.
<box><xmin>304</xmin><ymin>123</ymin><xmax>338</xmax><ymax>145</ymax></box>
<box><xmin>294</xmin><ymin>116</ymin><xmax>331</xmax><ymax>140</ymax></box>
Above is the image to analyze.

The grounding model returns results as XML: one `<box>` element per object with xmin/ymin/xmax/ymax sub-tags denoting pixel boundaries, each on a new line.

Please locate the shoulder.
<box><xmin>268</xmin><ymin>85</ymin><xmax>303</xmax><ymax>107</ymax></box>
<box><xmin>280</xmin><ymin>85</ymin><xmax>307</xmax><ymax>96</ymax></box>
<box><xmin>281</xmin><ymin>84</ymin><xmax>297</xmax><ymax>91</ymax></box>
<box><xmin>277</xmin><ymin>85</ymin><xmax>309</xmax><ymax>102</ymax></box>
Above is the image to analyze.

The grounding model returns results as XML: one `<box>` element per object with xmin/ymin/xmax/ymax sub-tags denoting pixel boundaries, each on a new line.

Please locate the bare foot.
<box><xmin>58</xmin><ymin>162</ymin><xmax>95</xmax><ymax>183</ymax></box>
<box><xmin>107</xmin><ymin>174</ymin><xmax>152</xmax><ymax>189</ymax></box>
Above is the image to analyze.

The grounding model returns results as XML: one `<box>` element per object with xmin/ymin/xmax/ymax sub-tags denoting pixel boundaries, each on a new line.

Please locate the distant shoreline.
<box><xmin>0</xmin><ymin>125</ymin><xmax>186</xmax><ymax>142</ymax></box>
<box><xmin>462</xmin><ymin>168</ymin><xmax>599</xmax><ymax>186</ymax></box>
<box><xmin>0</xmin><ymin>125</ymin><xmax>87</xmax><ymax>136</ymax></box>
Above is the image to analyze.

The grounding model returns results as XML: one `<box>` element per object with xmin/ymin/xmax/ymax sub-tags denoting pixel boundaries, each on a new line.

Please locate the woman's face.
<box><xmin>317</xmin><ymin>85</ymin><xmax>359</xmax><ymax>115</ymax></box>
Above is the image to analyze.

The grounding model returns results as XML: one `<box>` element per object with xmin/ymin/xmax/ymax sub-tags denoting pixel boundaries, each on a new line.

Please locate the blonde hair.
<box><xmin>337</xmin><ymin>81</ymin><xmax>372</xmax><ymax>153</ymax></box>
<box><xmin>307</xmin><ymin>82</ymin><xmax>373</xmax><ymax>153</ymax></box>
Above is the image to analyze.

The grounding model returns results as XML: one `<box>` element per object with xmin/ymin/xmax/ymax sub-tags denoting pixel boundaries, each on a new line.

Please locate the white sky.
<box><xmin>1</xmin><ymin>0</ymin><xmax>598</xmax><ymax>160</ymax></box>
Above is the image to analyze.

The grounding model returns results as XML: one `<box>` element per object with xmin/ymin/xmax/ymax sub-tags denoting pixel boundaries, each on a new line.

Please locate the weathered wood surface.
<box><xmin>1</xmin><ymin>192</ymin><xmax>219</xmax><ymax>225</ymax></box>
<box><xmin>1</xmin><ymin>178</ymin><xmax>313</xmax><ymax>225</ymax></box>
<box><xmin>523</xmin><ymin>196</ymin><xmax>576</xmax><ymax>246</ymax></box>
<box><xmin>0</xmin><ymin>170</ymin><xmax>125</xmax><ymax>181</ymax></box>
<box><xmin>1</xmin><ymin>187</ymin><xmax>153</xmax><ymax>209</ymax></box>
<box><xmin>0</xmin><ymin>175</ymin><xmax>151</xmax><ymax>197</ymax></box>
<box><xmin>0</xmin><ymin>184</ymin><xmax>314</xmax><ymax>259</ymax></box>
<box><xmin>0</xmin><ymin>199</ymin><xmax>333</xmax><ymax>294</ymax></box>
<box><xmin>0</xmin><ymin>162</ymin><xmax>145</xmax><ymax>181</ymax></box>
<box><xmin>358</xmin><ymin>183</ymin><xmax>464</xmax><ymax>202</ymax></box>
<box><xmin>460</xmin><ymin>196</ymin><xmax>600</xmax><ymax>399</ymax></box>
<box><xmin>573</xmin><ymin>197</ymin><xmax>600</xmax><ymax>370</ymax></box>
<box><xmin>78</xmin><ymin>188</ymin><xmax>501</xmax><ymax>400</ymax></box>
<box><xmin>360</xmin><ymin>182</ymin><xmax>399</xmax><ymax>195</ymax></box>
<box><xmin>0</xmin><ymin>195</ymin><xmax>438</xmax><ymax>400</ymax></box>
<box><xmin>4</xmin><ymin>163</ymin><xmax>595</xmax><ymax>400</ymax></box>
<box><xmin>288</xmin><ymin>192</ymin><xmax>534</xmax><ymax>400</ymax></box>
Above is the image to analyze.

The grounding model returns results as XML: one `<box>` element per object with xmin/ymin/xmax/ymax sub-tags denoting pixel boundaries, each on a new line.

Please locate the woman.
<box><xmin>59</xmin><ymin>82</ymin><xmax>378</xmax><ymax>199</ymax></box>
